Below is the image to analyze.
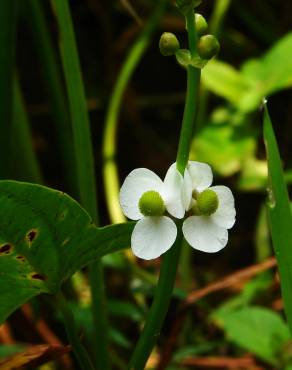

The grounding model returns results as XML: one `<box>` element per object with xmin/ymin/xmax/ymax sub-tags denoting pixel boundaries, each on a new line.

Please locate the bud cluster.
<box><xmin>159</xmin><ymin>9</ymin><xmax>220</xmax><ymax>66</ymax></box>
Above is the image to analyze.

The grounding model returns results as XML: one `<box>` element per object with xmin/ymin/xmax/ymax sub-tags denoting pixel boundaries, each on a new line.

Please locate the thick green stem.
<box><xmin>128</xmin><ymin>8</ymin><xmax>201</xmax><ymax>370</ymax></box>
<box><xmin>176</xmin><ymin>11</ymin><xmax>201</xmax><ymax>174</ymax></box>
<box><xmin>51</xmin><ymin>1</ymin><xmax>109</xmax><ymax>369</ymax></box>
<box><xmin>103</xmin><ymin>0</ymin><xmax>168</xmax><ymax>224</ymax></box>
<box><xmin>56</xmin><ymin>292</ymin><xmax>95</xmax><ymax>370</ymax></box>
<box><xmin>128</xmin><ymin>230</ymin><xmax>183</xmax><ymax>370</ymax></box>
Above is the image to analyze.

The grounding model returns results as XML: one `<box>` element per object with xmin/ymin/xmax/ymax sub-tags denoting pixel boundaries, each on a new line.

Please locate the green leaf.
<box><xmin>201</xmin><ymin>60</ymin><xmax>253</xmax><ymax>105</ymax></box>
<box><xmin>0</xmin><ymin>180</ymin><xmax>134</xmax><ymax>324</ymax></box>
<box><xmin>263</xmin><ymin>103</ymin><xmax>292</xmax><ymax>335</ymax></box>
<box><xmin>175</xmin><ymin>49</ymin><xmax>207</xmax><ymax>69</ymax></box>
<box><xmin>190</xmin><ymin>120</ymin><xmax>256</xmax><ymax>176</ymax></box>
<box><xmin>214</xmin><ymin>306</ymin><xmax>290</xmax><ymax>364</ymax></box>
<box><xmin>242</xmin><ymin>32</ymin><xmax>292</xmax><ymax>98</ymax></box>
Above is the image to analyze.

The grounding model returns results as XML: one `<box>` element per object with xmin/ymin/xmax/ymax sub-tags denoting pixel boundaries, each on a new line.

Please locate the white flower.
<box><xmin>119</xmin><ymin>164</ymin><xmax>185</xmax><ymax>260</ymax></box>
<box><xmin>182</xmin><ymin>161</ymin><xmax>236</xmax><ymax>253</ymax></box>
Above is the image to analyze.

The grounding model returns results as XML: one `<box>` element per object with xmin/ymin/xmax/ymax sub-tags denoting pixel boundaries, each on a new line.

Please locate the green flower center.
<box><xmin>138</xmin><ymin>190</ymin><xmax>165</xmax><ymax>217</ymax></box>
<box><xmin>196</xmin><ymin>189</ymin><xmax>219</xmax><ymax>215</ymax></box>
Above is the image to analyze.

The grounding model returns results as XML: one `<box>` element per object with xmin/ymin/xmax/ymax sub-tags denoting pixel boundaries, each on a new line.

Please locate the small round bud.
<box><xmin>197</xmin><ymin>34</ymin><xmax>220</xmax><ymax>60</ymax></box>
<box><xmin>195</xmin><ymin>13</ymin><xmax>208</xmax><ymax>36</ymax></box>
<box><xmin>159</xmin><ymin>32</ymin><xmax>180</xmax><ymax>56</ymax></box>
<box><xmin>197</xmin><ymin>189</ymin><xmax>219</xmax><ymax>215</ymax></box>
<box><xmin>139</xmin><ymin>190</ymin><xmax>166</xmax><ymax>217</ymax></box>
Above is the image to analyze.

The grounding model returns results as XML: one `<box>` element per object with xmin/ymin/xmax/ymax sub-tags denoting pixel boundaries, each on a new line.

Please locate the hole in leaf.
<box><xmin>16</xmin><ymin>255</ymin><xmax>26</xmax><ymax>262</ymax></box>
<box><xmin>0</xmin><ymin>243</ymin><xmax>13</xmax><ymax>254</ymax></box>
<box><xmin>30</xmin><ymin>273</ymin><xmax>46</xmax><ymax>281</ymax></box>
<box><xmin>26</xmin><ymin>229</ymin><xmax>38</xmax><ymax>243</ymax></box>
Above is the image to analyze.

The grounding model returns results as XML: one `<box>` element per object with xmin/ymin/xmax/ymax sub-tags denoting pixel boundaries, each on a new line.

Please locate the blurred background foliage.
<box><xmin>1</xmin><ymin>0</ymin><xmax>292</xmax><ymax>369</ymax></box>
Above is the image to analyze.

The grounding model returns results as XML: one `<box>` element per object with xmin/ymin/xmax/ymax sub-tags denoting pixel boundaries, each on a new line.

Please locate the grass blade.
<box><xmin>263</xmin><ymin>101</ymin><xmax>292</xmax><ymax>334</ymax></box>
<box><xmin>12</xmin><ymin>80</ymin><xmax>43</xmax><ymax>183</ymax></box>
<box><xmin>0</xmin><ymin>0</ymin><xmax>17</xmax><ymax>178</ymax></box>
<box><xmin>25</xmin><ymin>0</ymin><xmax>77</xmax><ymax>195</ymax></box>
<box><xmin>51</xmin><ymin>1</ymin><xmax>110</xmax><ymax>368</ymax></box>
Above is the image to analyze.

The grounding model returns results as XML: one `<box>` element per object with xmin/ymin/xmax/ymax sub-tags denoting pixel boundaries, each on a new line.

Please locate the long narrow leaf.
<box><xmin>263</xmin><ymin>102</ymin><xmax>292</xmax><ymax>334</ymax></box>
<box><xmin>0</xmin><ymin>0</ymin><xmax>16</xmax><ymax>178</ymax></box>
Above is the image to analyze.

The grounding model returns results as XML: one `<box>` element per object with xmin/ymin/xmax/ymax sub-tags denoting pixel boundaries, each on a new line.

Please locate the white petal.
<box><xmin>210</xmin><ymin>186</ymin><xmax>236</xmax><ymax>229</ymax></box>
<box><xmin>131</xmin><ymin>216</ymin><xmax>177</xmax><ymax>260</ymax></box>
<box><xmin>183</xmin><ymin>168</ymin><xmax>193</xmax><ymax>211</ymax></box>
<box><xmin>162</xmin><ymin>163</ymin><xmax>185</xmax><ymax>219</ymax></box>
<box><xmin>187</xmin><ymin>161</ymin><xmax>213</xmax><ymax>192</ymax></box>
<box><xmin>119</xmin><ymin>168</ymin><xmax>164</xmax><ymax>220</ymax></box>
<box><xmin>183</xmin><ymin>216</ymin><xmax>228</xmax><ymax>253</ymax></box>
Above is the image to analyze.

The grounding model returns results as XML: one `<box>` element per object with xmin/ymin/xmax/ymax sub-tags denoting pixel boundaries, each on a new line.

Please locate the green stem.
<box><xmin>103</xmin><ymin>0</ymin><xmax>168</xmax><ymax>223</ymax></box>
<box><xmin>51</xmin><ymin>1</ymin><xmax>109</xmax><ymax>369</ymax></box>
<box><xmin>196</xmin><ymin>0</ymin><xmax>231</xmax><ymax>132</ymax></box>
<box><xmin>128</xmin><ymin>229</ymin><xmax>183</xmax><ymax>370</ymax></box>
<box><xmin>56</xmin><ymin>292</ymin><xmax>95</xmax><ymax>370</ymax></box>
<box><xmin>128</xmin><ymin>8</ymin><xmax>201</xmax><ymax>370</ymax></box>
<box><xmin>176</xmin><ymin>11</ymin><xmax>200</xmax><ymax>174</ymax></box>
<box><xmin>0</xmin><ymin>0</ymin><xmax>16</xmax><ymax>178</ymax></box>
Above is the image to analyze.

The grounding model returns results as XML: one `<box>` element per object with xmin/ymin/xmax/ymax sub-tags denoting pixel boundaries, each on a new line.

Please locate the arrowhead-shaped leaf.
<box><xmin>0</xmin><ymin>181</ymin><xmax>134</xmax><ymax>323</ymax></box>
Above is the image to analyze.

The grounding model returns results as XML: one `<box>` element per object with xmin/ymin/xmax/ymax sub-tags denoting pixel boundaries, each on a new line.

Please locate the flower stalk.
<box><xmin>128</xmin><ymin>7</ymin><xmax>201</xmax><ymax>370</ymax></box>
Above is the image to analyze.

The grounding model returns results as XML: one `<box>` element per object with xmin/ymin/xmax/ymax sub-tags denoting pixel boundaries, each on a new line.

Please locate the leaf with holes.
<box><xmin>0</xmin><ymin>180</ymin><xmax>134</xmax><ymax>324</ymax></box>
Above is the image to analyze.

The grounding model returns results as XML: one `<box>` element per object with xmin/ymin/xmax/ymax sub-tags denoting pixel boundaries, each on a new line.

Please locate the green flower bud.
<box><xmin>196</xmin><ymin>189</ymin><xmax>219</xmax><ymax>215</ymax></box>
<box><xmin>197</xmin><ymin>34</ymin><xmax>220</xmax><ymax>60</ymax></box>
<box><xmin>159</xmin><ymin>32</ymin><xmax>180</xmax><ymax>56</ymax></box>
<box><xmin>195</xmin><ymin>13</ymin><xmax>208</xmax><ymax>36</ymax></box>
<box><xmin>139</xmin><ymin>190</ymin><xmax>165</xmax><ymax>217</ymax></box>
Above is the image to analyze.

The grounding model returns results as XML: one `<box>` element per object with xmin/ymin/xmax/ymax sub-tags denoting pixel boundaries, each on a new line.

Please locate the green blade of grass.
<box><xmin>12</xmin><ymin>80</ymin><xmax>43</xmax><ymax>183</ymax></box>
<box><xmin>25</xmin><ymin>0</ymin><xmax>77</xmax><ymax>196</ymax></box>
<box><xmin>263</xmin><ymin>101</ymin><xmax>292</xmax><ymax>334</ymax></box>
<box><xmin>51</xmin><ymin>1</ymin><xmax>110</xmax><ymax>368</ymax></box>
<box><xmin>0</xmin><ymin>0</ymin><xmax>17</xmax><ymax>178</ymax></box>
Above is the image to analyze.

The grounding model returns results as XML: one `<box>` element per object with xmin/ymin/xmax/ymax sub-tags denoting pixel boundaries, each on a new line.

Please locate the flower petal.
<box><xmin>183</xmin><ymin>216</ymin><xmax>228</xmax><ymax>253</ymax></box>
<box><xmin>187</xmin><ymin>161</ymin><xmax>213</xmax><ymax>192</ymax></box>
<box><xmin>183</xmin><ymin>168</ymin><xmax>193</xmax><ymax>211</ymax></box>
<box><xmin>162</xmin><ymin>163</ymin><xmax>185</xmax><ymax>219</ymax></box>
<box><xmin>119</xmin><ymin>168</ymin><xmax>164</xmax><ymax>220</ymax></box>
<box><xmin>210</xmin><ymin>186</ymin><xmax>236</xmax><ymax>228</ymax></box>
<box><xmin>131</xmin><ymin>216</ymin><xmax>177</xmax><ymax>260</ymax></box>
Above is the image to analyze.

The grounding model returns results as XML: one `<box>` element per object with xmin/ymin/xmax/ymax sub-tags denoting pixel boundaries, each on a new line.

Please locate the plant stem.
<box><xmin>103</xmin><ymin>0</ymin><xmax>168</xmax><ymax>224</ymax></box>
<box><xmin>51</xmin><ymin>1</ymin><xmax>109</xmax><ymax>369</ymax></box>
<box><xmin>176</xmin><ymin>11</ymin><xmax>200</xmax><ymax>174</ymax></box>
<box><xmin>128</xmin><ymin>8</ymin><xmax>201</xmax><ymax>370</ymax></box>
<box><xmin>128</xmin><ymin>229</ymin><xmax>183</xmax><ymax>370</ymax></box>
<box><xmin>56</xmin><ymin>292</ymin><xmax>95</xmax><ymax>370</ymax></box>
<box><xmin>196</xmin><ymin>0</ymin><xmax>231</xmax><ymax>132</ymax></box>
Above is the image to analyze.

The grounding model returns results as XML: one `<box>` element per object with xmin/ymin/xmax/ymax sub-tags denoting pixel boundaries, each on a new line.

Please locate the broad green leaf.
<box><xmin>214</xmin><ymin>306</ymin><xmax>290</xmax><ymax>364</ymax></box>
<box><xmin>242</xmin><ymin>32</ymin><xmax>292</xmax><ymax>97</ymax></box>
<box><xmin>202</xmin><ymin>33</ymin><xmax>292</xmax><ymax>112</ymax></box>
<box><xmin>190</xmin><ymin>120</ymin><xmax>256</xmax><ymax>176</ymax></box>
<box><xmin>201</xmin><ymin>60</ymin><xmax>253</xmax><ymax>105</ymax></box>
<box><xmin>263</xmin><ymin>103</ymin><xmax>292</xmax><ymax>335</ymax></box>
<box><xmin>0</xmin><ymin>180</ymin><xmax>134</xmax><ymax>324</ymax></box>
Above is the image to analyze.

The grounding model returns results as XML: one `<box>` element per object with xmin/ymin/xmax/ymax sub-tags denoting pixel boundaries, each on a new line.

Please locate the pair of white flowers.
<box><xmin>119</xmin><ymin>161</ymin><xmax>235</xmax><ymax>260</ymax></box>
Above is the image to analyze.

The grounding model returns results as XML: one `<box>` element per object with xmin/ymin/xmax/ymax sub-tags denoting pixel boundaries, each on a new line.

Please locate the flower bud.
<box><xmin>197</xmin><ymin>34</ymin><xmax>220</xmax><ymax>60</ymax></box>
<box><xmin>139</xmin><ymin>190</ymin><xmax>166</xmax><ymax>217</ymax></box>
<box><xmin>195</xmin><ymin>13</ymin><xmax>208</xmax><ymax>36</ymax></box>
<box><xmin>196</xmin><ymin>189</ymin><xmax>218</xmax><ymax>215</ymax></box>
<box><xmin>159</xmin><ymin>32</ymin><xmax>180</xmax><ymax>56</ymax></box>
